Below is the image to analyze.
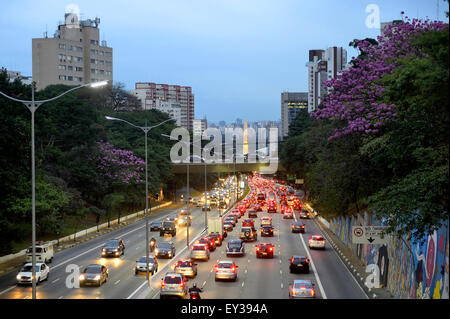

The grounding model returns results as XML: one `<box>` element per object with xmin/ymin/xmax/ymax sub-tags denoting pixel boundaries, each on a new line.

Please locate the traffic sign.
<box><xmin>351</xmin><ymin>226</ymin><xmax>389</xmax><ymax>244</ymax></box>
<box><xmin>295</xmin><ymin>179</ymin><xmax>304</xmax><ymax>184</ymax></box>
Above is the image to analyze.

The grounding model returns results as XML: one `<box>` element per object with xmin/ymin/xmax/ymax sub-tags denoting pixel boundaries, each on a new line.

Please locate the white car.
<box><xmin>309</xmin><ymin>235</ymin><xmax>326</xmax><ymax>249</ymax></box>
<box><xmin>16</xmin><ymin>263</ymin><xmax>50</xmax><ymax>285</ymax></box>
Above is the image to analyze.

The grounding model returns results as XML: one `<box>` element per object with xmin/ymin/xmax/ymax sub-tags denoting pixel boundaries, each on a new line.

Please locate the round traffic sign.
<box><xmin>354</xmin><ymin>227</ymin><xmax>364</xmax><ymax>237</ymax></box>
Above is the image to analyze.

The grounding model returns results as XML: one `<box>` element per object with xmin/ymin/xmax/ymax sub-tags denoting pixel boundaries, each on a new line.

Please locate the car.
<box><xmin>239</xmin><ymin>226</ymin><xmax>258</xmax><ymax>242</ymax></box>
<box><xmin>226</xmin><ymin>239</ymin><xmax>245</xmax><ymax>256</ymax></box>
<box><xmin>267</xmin><ymin>204</ymin><xmax>277</xmax><ymax>213</ymax></box>
<box><xmin>155</xmin><ymin>241</ymin><xmax>176</xmax><ymax>259</ymax></box>
<box><xmin>101</xmin><ymin>238</ymin><xmax>125</xmax><ymax>257</ymax></box>
<box><xmin>177</xmin><ymin>215</ymin><xmax>192</xmax><ymax>227</ymax></box>
<box><xmin>180</xmin><ymin>207</ymin><xmax>191</xmax><ymax>215</ymax></box>
<box><xmin>160</xmin><ymin>273</ymin><xmax>188</xmax><ymax>299</ymax></box>
<box><xmin>260</xmin><ymin>216</ymin><xmax>272</xmax><ymax>226</ymax></box>
<box><xmin>223</xmin><ymin>221</ymin><xmax>234</xmax><ymax>231</ymax></box>
<box><xmin>291</xmin><ymin>222</ymin><xmax>305</xmax><ymax>233</ymax></box>
<box><xmin>289</xmin><ymin>256</ymin><xmax>310</xmax><ymax>273</ymax></box>
<box><xmin>207</xmin><ymin>233</ymin><xmax>223</xmax><ymax>246</ymax></box>
<box><xmin>202</xmin><ymin>204</ymin><xmax>211</xmax><ymax>211</ymax></box>
<box><xmin>16</xmin><ymin>263</ymin><xmax>49</xmax><ymax>285</ymax></box>
<box><xmin>214</xmin><ymin>260</ymin><xmax>238</xmax><ymax>281</ymax></box>
<box><xmin>135</xmin><ymin>255</ymin><xmax>158</xmax><ymax>275</ymax></box>
<box><xmin>174</xmin><ymin>259</ymin><xmax>198</xmax><ymax>278</ymax></box>
<box><xmin>166</xmin><ymin>214</ymin><xmax>179</xmax><ymax>223</ymax></box>
<box><xmin>255</xmin><ymin>243</ymin><xmax>274</xmax><ymax>258</ymax></box>
<box><xmin>300</xmin><ymin>210</ymin><xmax>310</xmax><ymax>219</ymax></box>
<box><xmin>224</xmin><ymin>217</ymin><xmax>236</xmax><ymax>227</ymax></box>
<box><xmin>242</xmin><ymin>219</ymin><xmax>254</xmax><ymax>228</ymax></box>
<box><xmin>283</xmin><ymin>211</ymin><xmax>294</xmax><ymax>219</ymax></box>
<box><xmin>309</xmin><ymin>235</ymin><xmax>326</xmax><ymax>249</ymax></box>
<box><xmin>160</xmin><ymin>220</ymin><xmax>176</xmax><ymax>236</ymax></box>
<box><xmin>195</xmin><ymin>236</ymin><xmax>217</xmax><ymax>251</ymax></box>
<box><xmin>79</xmin><ymin>264</ymin><xmax>108</xmax><ymax>287</ymax></box>
<box><xmin>289</xmin><ymin>280</ymin><xmax>316</xmax><ymax>298</ymax></box>
<box><xmin>150</xmin><ymin>221</ymin><xmax>162</xmax><ymax>231</ymax></box>
<box><xmin>260</xmin><ymin>225</ymin><xmax>274</xmax><ymax>237</ymax></box>
<box><xmin>190</xmin><ymin>244</ymin><xmax>210</xmax><ymax>261</ymax></box>
<box><xmin>248</xmin><ymin>209</ymin><xmax>258</xmax><ymax>218</ymax></box>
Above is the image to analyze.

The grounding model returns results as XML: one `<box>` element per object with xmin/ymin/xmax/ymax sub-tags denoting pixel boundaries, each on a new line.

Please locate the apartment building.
<box><xmin>32</xmin><ymin>13</ymin><xmax>113</xmax><ymax>90</ymax></box>
<box><xmin>132</xmin><ymin>82</ymin><xmax>195</xmax><ymax>130</ymax></box>
<box><xmin>281</xmin><ymin>92</ymin><xmax>308</xmax><ymax>138</ymax></box>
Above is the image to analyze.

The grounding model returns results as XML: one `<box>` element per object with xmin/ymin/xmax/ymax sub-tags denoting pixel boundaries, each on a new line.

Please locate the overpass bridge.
<box><xmin>170</xmin><ymin>159</ymin><xmax>285</xmax><ymax>174</ymax></box>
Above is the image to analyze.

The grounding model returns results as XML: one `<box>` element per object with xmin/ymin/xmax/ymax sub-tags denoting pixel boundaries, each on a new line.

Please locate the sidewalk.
<box><xmin>0</xmin><ymin>202</ymin><xmax>182</xmax><ymax>276</ymax></box>
<box><xmin>314</xmin><ymin>216</ymin><xmax>394</xmax><ymax>299</ymax></box>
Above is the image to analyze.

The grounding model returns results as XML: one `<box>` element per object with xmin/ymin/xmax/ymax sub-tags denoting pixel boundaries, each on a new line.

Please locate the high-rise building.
<box><xmin>306</xmin><ymin>47</ymin><xmax>346</xmax><ymax>113</ymax></box>
<box><xmin>193</xmin><ymin>119</ymin><xmax>207</xmax><ymax>136</ymax></box>
<box><xmin>132</xmin><ymin>82</ymin><xmax>195</xmax><ymax>130</ymax></box>
<box><xmin>32</xmin><ymin>13</ymin><xmax>113</xmax><ymax>91</ymax></box>
<box><xmin>281</xmin><ymin>92</ymin><xmax>308</xmax><ymax>138</ymax></box>
<box><xmin>5</xmin><ymin>70</ymin><xmax>32</xmax><ymax>85</ymax></box>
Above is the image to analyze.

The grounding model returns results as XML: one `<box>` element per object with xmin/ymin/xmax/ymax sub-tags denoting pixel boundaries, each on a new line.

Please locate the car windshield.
<box><xmin>228</xmin><ymin>241</ymin><xmax>241</xmax><ymax>248</ymax></box>
<box><xmin>178</xmin><ymin>261</ymin><xmax>192</xmax><ymax>267</ymax></box>
<box><xmin>313</xmin><ymin>236</ymin><xmax>324</xmax><ymax>240</ymax></box>
<box><xmin>162</xmin><ymin>221</ymin><xmax>174</xmax><ymax>227</ymax></box>
<box><xmin>158</xmin><ymin>242</ymin><xmax>172</xmax><ymax>249</ymax></box>
<box><xmin>294</xmin><ymin>282</ymin><xmax>312</xmax><ymax>289</ymax></box>
<box><xmin>138</xmin><ymin>257</ymin><xmax>153</xmax><ymax>263</ymax></box>
<box><xmin>21</xmin><ymin>265</ymin><xmax>40</xmax><ymax>272</ymax></box>
<box><xmin>164</xmin><ymin>276</ymin><xmax>182</xmax><ymax>284</ymax></box>
<box><xmin>104</xmin><ymin>240</ymin><xmax>119</xmax><ymax>247</ymax></box>
<box><xmin>293</xmin><ymin>257</ymin><xmax>306</xmax><ymax>263</ymax></box>
<box><xmin>26</xmin><ymin>247</ymin><xmax>43</xmax><ymax>253</ymax></box>
<box><xmin>152</xmin><ymin>221</ymin><xmax>161</xmax><ymax>225</ymax></box>
<box><xmin>192</xmin><ymin>245</ymin><xmax>205</xmax><ymax>251</ymax></box>
<box><xmin>85</xmin><ymin>266</ymin><xmax>101</xmax><ymax>273</ymax></box>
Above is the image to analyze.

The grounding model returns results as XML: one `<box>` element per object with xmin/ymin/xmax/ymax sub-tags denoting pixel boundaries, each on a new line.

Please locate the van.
<box><xmin>26</xmin><ymin>242</ymin><xmax>54</xmax><ymax>263</ymax></box>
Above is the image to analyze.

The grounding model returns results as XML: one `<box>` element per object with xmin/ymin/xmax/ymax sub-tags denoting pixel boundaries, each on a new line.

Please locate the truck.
<box><xmin>207</xmin><ymin>217</ymin><xmax>223</xmax><ymax>236</ymax></box>
<box><xmin>26</xmin><ymin>241</ymin><xmax>54</xmax><ymax>264</ymax></box>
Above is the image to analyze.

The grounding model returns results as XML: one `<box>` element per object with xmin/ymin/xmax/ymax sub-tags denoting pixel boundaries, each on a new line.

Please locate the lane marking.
<box><xmin>114</xmin><ymin>280</ymin><xmax>120</xmax><ymax>285</ymax></box>
<box><xmin>51</xmin><ymin>278</ymin><xmax>60</xmax><ymax>284</ymax></box>
<box><xmin>0</xmin><ymin>286</ymin><xmax>16</xmax><ymax>296</ymax></box>
<box><xmin>58</xmin><ymin>296</ymin><xmax>63</xmax><ymax>299</ymax></box>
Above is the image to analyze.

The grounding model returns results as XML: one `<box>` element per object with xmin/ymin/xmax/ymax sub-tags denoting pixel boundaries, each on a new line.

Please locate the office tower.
<box><xmin>281</xmin><ymin>92</ymin><xmax>308</xmax><ymax>138</ymax></box>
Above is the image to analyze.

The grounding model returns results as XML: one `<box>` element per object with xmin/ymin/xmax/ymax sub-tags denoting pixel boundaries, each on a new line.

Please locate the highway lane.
<box><xmin>0</xmin><ymin>203</ymin><xmax>225</xmax><ymax>299</ymax></box>
<box><xmin>148</xmin><ymin>181</ymin><xmax>368</xmax><ymax>299</ymax></box>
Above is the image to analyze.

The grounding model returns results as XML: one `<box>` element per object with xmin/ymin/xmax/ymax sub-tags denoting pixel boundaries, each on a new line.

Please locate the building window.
<box><xmin>78</xmin><ymin>77</ymin><xmax>83</xmax><ymax>82</ymax></box>
<box><xmin>59</xmin><ymin>75</ymin><xmax>66</xmax><ymax>80</ymax></box>
<box><xmin>58</xmin><ymin>54</ymin><xmax>66</xmax><ymax>62</ymax></box>
<box><xmin>90</xmin><ymin>69</ymin><xmax>96</xmax><ymax>74</ymax></box>
<box><xmin>76</xmin><ymin>46</ymin><xmax>82</xmax><ymax>52</ymax></box>
<box><xmin>99</xmin><ymin>70</ymin><xmax>104</xmax><ymax>74</ymax></box>
<box><xmin>99</xmin><ymin>60</ymin><xmax>104</xmax><ymax>65</ymax></box>
<box><xmin>67</xmin><ymin>65</ymin><xmax>73</xmax><ymax>71</ymax></box>
<box><xmin>68</xmin><ymin>76</ymin><xmax>73</xmax><ymax>81</ymax></box>
<box><xmin>67</xmin><ymin>55</ymin><xmax>72</xmax><ymax>62</ymax></box>
<box><xmin>105</xmin><ymin>52</ymin><xmax>112</xmax><ymax>57</ymax></box>
<box><xmin>90</xmin><ymin>49</ymin><xmax>95</xmax><ymax>55</ymax></box>
<box><xmin>58</xmin><ymin>65</ymin><xmax>66</xmax><ymax>70</ymax></box>
<box><xmin>105</xmin><ymin>61</ymin><xmax>112</xmax><ymax>67</ymax></box>
<box><xmin>90</xmin><ymin>39</ymin><xmax>99</xmax><ymax>45</ymax></box>
<box><xmin>59</xmin><ymin>43</ymin><xmax>66</xmax><ymax>49</ymax></box>
<box><xmin>75</xmin><ymin>67</ymin><xmax>83</xmax><ymax>72</ymax></box>
<box><xmin>99</xmin><ymin>51</ymin><xmax>104</xmax><ymax>56</ymax></box>
<box><xmin>76</xmin><ymin>57</ymin><xmax>83</xmax><ymax>62</ymax></box>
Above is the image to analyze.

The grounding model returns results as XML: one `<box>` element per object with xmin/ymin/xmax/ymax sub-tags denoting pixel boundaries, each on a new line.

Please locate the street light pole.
<box><xmin>1</xmin><ymin>80</ymin><xmax>108</xmax><ymax>299</ymax></box>
<box><xmin>105</xmin><ymin>116</ymin><xmax>171</xmax><ymax>282</ymax></box>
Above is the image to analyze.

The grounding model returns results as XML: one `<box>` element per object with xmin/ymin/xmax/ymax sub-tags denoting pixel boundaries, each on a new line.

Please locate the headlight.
<box><xmin>79</xmin><ymin>274</ymin><xmax>85</xmax><ymax>280</ymax></box>
<box><xmin>94</xmin><ymin>275</ymin><xmax>101</xmax><ymax>280</ymax></box>
<box><xmin>102</xmin><ymin>248</ymin><xmax>106</xmax><ymax>251</ymax></box>
<box><xmin>16</xmin><ymin>275</ymin><xmax>22</xmax><ymax>280</ymax></box>
<box><xmin>155</xmin><ymin>249</ymin><xmax>159</xmax><ymax>254</ymax></box>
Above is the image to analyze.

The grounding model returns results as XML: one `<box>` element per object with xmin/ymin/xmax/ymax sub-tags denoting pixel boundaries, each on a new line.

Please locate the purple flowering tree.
<box><xmin>312</xmin><ymin>17</ymin><xmax>448</xmax><ymax>140</ymax></box>
<box><xmin>93</xmin><ymin>140</ymin><xmax>145</xmax><ymax>184</ymax></box>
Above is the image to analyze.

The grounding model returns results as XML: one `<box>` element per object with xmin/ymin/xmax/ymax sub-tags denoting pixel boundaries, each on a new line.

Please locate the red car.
<box><xmin>195</xmin><ymin>236</ymin><xmax>217</xmax><ymax>251</ymax></box>
<box><xmin>242</xmin><ymin>218</ymin><xmax>255</xmax><ymax>228</ymax></box>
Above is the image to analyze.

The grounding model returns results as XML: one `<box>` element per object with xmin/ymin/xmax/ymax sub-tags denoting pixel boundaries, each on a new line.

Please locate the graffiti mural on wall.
<box><xmin>327</xmin><ymin>214</ymin><xmax>449</xmax><ymax>299</ymax></box>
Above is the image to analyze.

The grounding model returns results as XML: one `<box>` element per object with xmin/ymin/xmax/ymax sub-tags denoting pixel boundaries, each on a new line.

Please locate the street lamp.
<box><xmin>105</xmin><ymin>116</ymin><xmax>172</xmax><ymax>281</ymax></box>
<box><xmin>0</xmin><ymin>80</ymin><xmax>108</xmax><ymax>299</ymax></box>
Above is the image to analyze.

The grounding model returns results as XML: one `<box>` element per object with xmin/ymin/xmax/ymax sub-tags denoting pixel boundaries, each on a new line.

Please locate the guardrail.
<box><xmin>0</xmin><ymin>201</ymin><xmax>172</xmax><ymax>264</ymax></box>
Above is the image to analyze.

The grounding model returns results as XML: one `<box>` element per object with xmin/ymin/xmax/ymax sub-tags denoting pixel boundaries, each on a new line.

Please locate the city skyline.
<box><xmin>0</xmin><ymin>0</ymin><xmax>445</xmax><ymax>123</ymax></box>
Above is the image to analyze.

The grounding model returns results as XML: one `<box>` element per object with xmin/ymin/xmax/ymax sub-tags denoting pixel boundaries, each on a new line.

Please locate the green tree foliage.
<box><xmin>280</xmin><ymin>27</ymin><xmax>449</xmax><ymax>241</ymax></box>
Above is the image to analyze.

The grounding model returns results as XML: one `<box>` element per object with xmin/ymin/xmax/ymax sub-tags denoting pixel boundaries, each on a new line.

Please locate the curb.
<box><xmin>313</xmin><ymin>217</ymin><xmax>377</xmax><ymax>299</ymax></box>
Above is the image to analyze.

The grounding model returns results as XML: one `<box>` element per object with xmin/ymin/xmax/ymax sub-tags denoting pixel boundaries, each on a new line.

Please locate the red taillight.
<box><xmin>204</xmin><ymin>246</ymin><xmax>208</xmax><ymax>250</ymax></box>
<box><xmin>180</xmin><ymin>282</ymin><xmax>184</xmax><ymax>288</ymax></box>
<box><xmin>311</xmin><ymin>290</ymin><xmax>315</xmax><ymax>296</ymax></box>
<box><xmin>292</xmin><ymin>289</ymin><xmax>296</xmax><ymax>295</ymax></box>
<box><xmin>268</xmin><ymin>247</ymin><xmax>273</xmax><ymax>252</ymax></box>
<box><xmin>256</xmin><ymin>247</ymin><xmax>260</xmax><ymax>251</ymax></box>
<box><xmin>231</xmin><ymin>266</ymin><xmax>236</xmax><ymax>273</ymax></box>
<box><xmin>215</xmin><ymin>265</ymin><xmax>219</xmax><ymax>272</ymax></box>
<box><xmin>161</xmin><ymin>281</ymin><xmax>165</xmax><ymax>288</ymax></box>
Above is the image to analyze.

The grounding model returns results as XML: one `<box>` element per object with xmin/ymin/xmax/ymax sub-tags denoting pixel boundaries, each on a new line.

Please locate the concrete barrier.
<box><xmin>0</xmin><ymin>201</ymin><xmax>172</xmax><ymax>264</ymax></box>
